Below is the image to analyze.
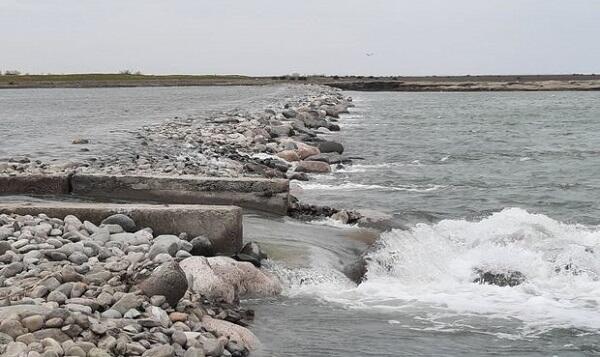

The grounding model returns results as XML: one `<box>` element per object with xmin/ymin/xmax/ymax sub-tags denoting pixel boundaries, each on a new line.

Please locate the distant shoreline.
<box><xmin>1</xmin><ymin>73</ymin><xmax>600</xmax><ymax>91</ymax></box>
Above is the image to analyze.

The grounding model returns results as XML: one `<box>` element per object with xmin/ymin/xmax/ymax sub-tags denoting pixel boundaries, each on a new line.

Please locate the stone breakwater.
<box><xmin>0</xmin><ymin>212</ymin><xmax>281</xmax><ymax>357</ymax></box>
<box><xmin>0</xmin><ymin>84</ymin><xmax>361</xmax><ymax>220</ymax></box>
<box><xmin>0</xmin><ymin>85</ymin><xmax>353</xmax><ymax>181</ymax></box>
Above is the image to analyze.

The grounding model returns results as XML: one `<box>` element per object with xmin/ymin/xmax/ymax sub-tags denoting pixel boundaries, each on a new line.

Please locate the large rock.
<box><xmin>295</xmin><ymin>161</ymin><xmax>331</xmax><ymax>173</ymax></box>
<box><xmin>139</xmin><ymin>261</ymin><xmax>188</xmax><ymax>306</ymax></box>
<box><xmin>318</xmin><ymin>141</ymin><xmax>344</xmax><ymax>154</ymax></box>
<box><xmin>202</xmin><ymin>316</ymin><xmax>260</xmax><ymax>351</ymax></box>
<box><xmin>305</xmin><ymin>152</ymin><xmax>343</xmax><ymax>164</ymax></box>
<box><xmin>235</xmin><ymin>242</ymin><xmax>267</xmax><ymax>268</ymax></box>
<box><xmin>295</xmin><ymin>143</ymin><xmax>320</xmax><ymax>159</ymax></box>
<box><xmin>110</xmin><ymin>293</ymin><xmax>143</xmax><ymax>314</ymax></box>
<box><xmin>276</xmin><ymin>150</ymin><xmax>300</xmax><ymax>162</ymax></box>
<box><xmin>189</xmin><ymin>236</ymin><xmax>214</xmax><ymax>257</ymax></box>
<box><xmin>180</xmin><ymin>256</ymin><xmax>281</xmax><ymax>304</ymax></box>
<box><xmin>473</xmin><ymin>269</ymin><xmax>525</xmax><ymax>287</ymax></box>
<box><xmin>0</xmin><ymin>305</ymin><xmax>52</xmax><ymax>320</ymax></box>
<box><xmin>101</xmin><ymin>214</ymin><xmax>137</xmax><ymax>232</ymax></box>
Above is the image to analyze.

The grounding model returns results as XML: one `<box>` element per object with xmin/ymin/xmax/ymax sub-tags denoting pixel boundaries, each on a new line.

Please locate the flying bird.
<box><xmin>366</xmin><ymin>53</ymin><xmax>374</xmax><ymax>57</ymax></box>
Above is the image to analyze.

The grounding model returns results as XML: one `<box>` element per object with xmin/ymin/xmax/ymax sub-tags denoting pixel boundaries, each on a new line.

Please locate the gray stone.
<box><xmin>111</xmin><ymin>293</ymin><xmax>142</xmax><ymax>314</ymax></box>
<box><xmin>0</xmin><ymin>331</ymin><xmax>13</xmax><ymax>344</ymax></box>
<box><xmin>47</xmin><ymin>291</ymin><xmax>68</xmax><ymax>304</ymax></box>
<box><xmin>139</xmin><ymin>261</ymin><xmax>188</xmax><ymax>307</ymax></box>
<box><xmin>142</xmin><ymin>345</ymin><xmax>174</xmax><ymax>357</ymax></box>
<box><xmin>0</xmin><ymin>241</ymin><xmax>13</xmax><ymax>255</ymax></box>
<box><xmin>88</xmin><ymin>348</ymin><xmax>113</xmax><ymax>357</ymax></box>
<box><xmin>4</xmin><ymin>341</ymin><xmax>28</xmax><ymax>357</ymax></box>
<box><xmin>22</xmin><ymin>315</ymin><xmax>44</xmax><ymax>332</ymax></box>
<box><xmin>184</xmin><ymin>347</ymin><xmax>206</xmax><ymax>357</ymax></box>
<box><xmin>69</xmin><ymin>251</ymin><xmax>89</xmax><ymax>264</ymax></box>
<box><xmin>189</xmin><ymin>236</ymin><xmax>214</xmax><ymax>257</ymax></box>
<box><xmin>235</xmin><ymin>241</ymin><xmax>266</xmax><ymax>268</ymax></box>
<box><xmin>0</xmin><ymin>319</ymin><xmax>27</xmax><ymax>339</ymax></box>
<box><xmin>65</xmin><ymin>345</ymin><xmax>86</xmax><ymax>357</ymax></box>
<box><xmin>101</xmin><ymin>214</ymin><xmax>137</xmax><ymax>232</ymax></box>
<box><xmin>44</xmin><ymin>318</ymin><xmax>63</xmax><ymax>328</ymax></box>
<box><xmin>172</xmin><ymin>330</ymin><xmax>187</xmax><ymax>346</ymax></box>
<box><xmin>318</xmin><ymin>141</ymin><xmax>344</xmax><ymax>154</ymax></box>
<box><xmin>44</xmin><ymin>250</ymin><xmax>68</xmax><ymax>261</ymax></box>
<box><xmin>101</xmin><ymin>309</ymin><xmax>122</xmax><ymax>319</ymax></box>
<box><xmin>96</xmin><ymin>291</ymin><xmax>114</xmax><ymax>307</ymax></box>
<box><xmin>32</xmin><ymin>328</ymin><xmax>70</xmax><ymax>342</ymax></box>
<box><xmin>0</xmin><ymin>261</ymin><xmax>24</xmax><ymax>278</ymax></box>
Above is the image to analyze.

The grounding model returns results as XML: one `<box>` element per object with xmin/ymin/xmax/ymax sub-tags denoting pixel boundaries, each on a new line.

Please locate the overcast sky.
<box><xmin>1</xmin><ymin>0</ymin><xmax>599</xmax><ymax>76</ymax></box>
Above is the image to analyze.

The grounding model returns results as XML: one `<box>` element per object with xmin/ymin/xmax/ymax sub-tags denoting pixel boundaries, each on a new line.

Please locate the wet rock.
<box><xmin>101</xmin><ymin>214</ymin><xmax>137</xmax><ymax>233</ymax></box>
<box><xmin>234</xmin><ymin>242</ymin><xmax>267</xmax><ymax>268</ymax></box>
<box><xmin>276</xmin><ymin>150</ymin><xmax>300</xmax><ymax>162</ymax></box>
<box><xmin>295</xmin><ymin>160</ymin><xmax>331</xmax><ymax>173</ymax></box>
<box><xmin>318</xmin><ymin>141</ymin><xmax>344</xmax><ymax>154</ymax></box>
<box><xmin>473</xmin><ymin>269</ymin><xmax>525</xmax><ymax>287</ymax></box>
<box><xmin>295</xmin><ymin>142</ymin><xmax>320</xmax><ymax>159</ymax></box>
<box><xmin>305</xmin><ymin>152</ymin><xmax>344</xmax><ymax>164</ymax></box>
<box><xmin>139</xmin><ymin>260</ymin><xmax>188</xmax><ymax>307</ymax></box>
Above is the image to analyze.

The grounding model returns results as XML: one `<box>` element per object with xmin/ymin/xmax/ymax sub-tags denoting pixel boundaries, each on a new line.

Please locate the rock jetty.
<box><xmin>0</xmin><ymin>212</ymin><xmax>280</xmax><ymax>356</ymax></box>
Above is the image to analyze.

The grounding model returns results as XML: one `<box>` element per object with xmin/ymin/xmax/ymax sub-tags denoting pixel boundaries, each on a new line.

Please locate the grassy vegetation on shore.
<box><xmin>1</xmin><ymin>73</ymin><xmax>600</xmax><ymax>91</ymax></box>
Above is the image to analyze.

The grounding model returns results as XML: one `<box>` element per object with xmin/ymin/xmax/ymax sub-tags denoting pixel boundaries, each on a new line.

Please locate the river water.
<box><xmin>248</xmin><ymin>91</ymin><xmax>600</xmax><ymax>356</ymax></box>
<box><xmin>2</xmin><ymin>87</ymin><xmax>600</xmax><ymax>356</ymax></box>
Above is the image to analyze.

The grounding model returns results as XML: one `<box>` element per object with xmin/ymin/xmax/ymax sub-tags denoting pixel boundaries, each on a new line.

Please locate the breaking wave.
<box><xmin>274</xmin><ymin>208</ymin><xmax>600</xmax><ymax>334</ymax></box>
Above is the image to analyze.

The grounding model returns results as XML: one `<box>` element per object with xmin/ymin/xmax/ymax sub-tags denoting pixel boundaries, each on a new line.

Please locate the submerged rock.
<box><xmin>295</xmin><ymin>160</ymin><xmax>331</xmax><ymax>173</ymax></box>
<box><xmin>473</xmin><ymin>269</ymin><xmax>525</xmax><ymax>287</ymax></box>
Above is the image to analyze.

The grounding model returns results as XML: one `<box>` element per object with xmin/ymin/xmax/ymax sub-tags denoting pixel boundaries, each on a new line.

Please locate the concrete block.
<box><xmin>0</xmin><ymin>202</ymin><xmax>242</xmax><ymax>254</ymax></box>
<box><xmin>0</xmin><ymin>174</ymin><xmax>70</xmax><ymax>195</ymax></box>
<box><xmin>71</xmin><ymin>174</ymin><xmax>289</xmax><ymax>214</ymax></box>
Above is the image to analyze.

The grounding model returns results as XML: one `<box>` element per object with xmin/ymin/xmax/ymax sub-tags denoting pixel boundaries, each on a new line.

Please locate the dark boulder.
<box><xmin>101</xmin><ymin>214</ymin><xmax>136</xmax><ymax>233</ymax></box>
<box><xmin>139</xmin><ymin>261</ymin><xmax>188</xmax><ymax>307</ymax></box>
<box><xmin>473</xmin><ymin>269</ymin><xmax>525</xmax><ymax>287</ymax></box>
<box><xmin>318</xmin><ymin>141</ymin><xmax>344</xmax><ymax>154</ymax></box>
<box><xmin>234</xmin><ymin>242</ymin><xmax>267</xmax><ymax>268</ymax></box>
<box><xmin>189</xmin><ymin>236</ymin><xmax>214</xmax><ymax>257</ymax></box>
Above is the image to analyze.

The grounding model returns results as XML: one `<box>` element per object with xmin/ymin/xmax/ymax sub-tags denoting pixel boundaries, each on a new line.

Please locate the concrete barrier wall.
<box><xmin>0</xmin><ymin>202</ymin><xmax>243</xmax><ymax>254</ymax></box>
<box><xmin>0</xmin><ymin>174</ymin><xmax>290</xmax><ymax>214</ymax></box>
<box><xmin>70</xmin><ymin>174</ymin><xmax>289</xmax><ymax>215</ymax></box>
<box><xmin>0</xmin><ymin>175</ymin><xmax>70</xmax><ymax>195</ymax></box>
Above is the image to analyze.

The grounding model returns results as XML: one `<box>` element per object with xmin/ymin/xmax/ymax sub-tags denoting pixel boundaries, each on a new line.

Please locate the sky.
<box><xmin>1</xmin><ymin>0</ymin><xmax>600</xmax><ymax>76</ymax></box>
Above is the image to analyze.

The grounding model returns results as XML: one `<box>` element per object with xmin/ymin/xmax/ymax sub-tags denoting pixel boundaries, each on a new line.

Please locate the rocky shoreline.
<box><xmin>1</xmin><ymin>84</ymin><xmax>362</xmax><ymax>222</ymax></box>
<box><xmin>1</xmin><ymin>84</ymin><xmax>368</xmax><ymax>356</ymax></box>
<box><xmin>0</xmin><ymin>212</ymin><xmax>280</xmax><ymax>356</ymax></box>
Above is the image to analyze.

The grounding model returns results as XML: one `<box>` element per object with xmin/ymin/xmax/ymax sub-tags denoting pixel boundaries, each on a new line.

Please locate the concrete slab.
<box><xmin>0</xmin><ymin>174</ymin><xmax>70</xmax><ymax>195</ymax></box>
<box><xmin>0</xmin><ymin>202</ymin><xmax>243</xmax><ymax>254</ymax></box>
<box><xmin>70</xmin><ymin>174</ymin><xmax>290</xmax><ymax>214</ymax></box>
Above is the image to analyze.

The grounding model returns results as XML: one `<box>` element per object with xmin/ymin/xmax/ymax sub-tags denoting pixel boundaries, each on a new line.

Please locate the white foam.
<box><xmin>274</xmin><ymin>208</ymin><xmax>600</xmax><ymax>334</ymax></box>
<box><xmin>294</xmin><ymin>182</ymin><xmax>446</xmax><ymax>193</ymax></box>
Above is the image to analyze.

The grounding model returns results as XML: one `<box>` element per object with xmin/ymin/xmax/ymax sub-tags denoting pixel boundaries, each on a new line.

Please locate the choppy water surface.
<box><xmin>0</xmin><ymin>85</ymin><xmax>303</xmax><ymax>161</ymax></box>
<box><xmin>4</xmin><ymin>87</ymin><xmax>600</xmax><ymax>356</ymax></box>
<box><xmin>248</xmin><ymin>91</ymin><xmax>600</xmax><ymax>356</ymax></box>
